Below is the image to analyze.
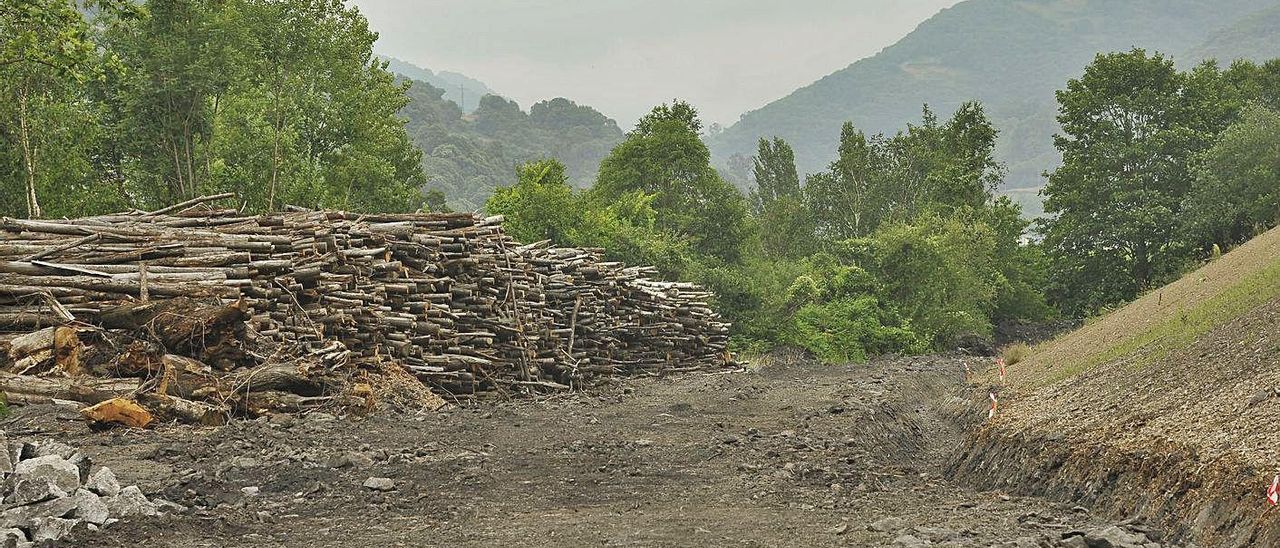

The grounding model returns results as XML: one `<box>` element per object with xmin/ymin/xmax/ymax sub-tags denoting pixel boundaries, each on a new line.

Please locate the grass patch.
<box><xmin>1040</xmin><ymin>257</ymin><xmax>1280</xmax><ymax>386</ymax></box>
<box><xmin>1001</xmin><ymin>342</ymin><xmax>1030</xmax><ymax>366</ymax></box>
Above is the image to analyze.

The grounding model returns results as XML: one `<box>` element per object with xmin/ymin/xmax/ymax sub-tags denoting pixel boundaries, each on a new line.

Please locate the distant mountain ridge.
<box><xmin>707</xmin><ymin>0</ymin><xmax>1280</xmax><ymax>215</ymax></box>
<box><xmin>379</xmin><ymin>56</ymin><xmax>494</xmax><ymax>112</ymax></box>
<box><xmin>1186</xmin><ymin>5</ymin><xmax>1280</xmax><ymax>65</ymax></box>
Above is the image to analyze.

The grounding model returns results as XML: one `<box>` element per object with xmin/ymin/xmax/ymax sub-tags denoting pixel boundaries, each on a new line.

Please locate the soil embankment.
<box><xmin>951</xmin><ymin>227</ymin><xmax>1280</xmax><ymax>547</ymax></box>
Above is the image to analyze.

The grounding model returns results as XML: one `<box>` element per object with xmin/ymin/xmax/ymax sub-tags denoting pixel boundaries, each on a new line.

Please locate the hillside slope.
<box><xmin>708</xmin><ymin>0</ymin><xmax>1280</xmax><ymax>214</ymax></box>
<box><xmin>951</xmin><ymin>227</ymin><xmax>1280</xmax><ymax>544</ymax></box>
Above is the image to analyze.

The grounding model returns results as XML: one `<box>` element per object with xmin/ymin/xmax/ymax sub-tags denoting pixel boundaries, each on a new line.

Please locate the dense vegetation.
<box><xmin>1</xmin><ymin>0</ymin><xmax>424</xmax><ymax>218</ymax></box>
<box><xmin>399</xmin><ymin>80</ymin><xmax>623</xmax><ymax>211</ymax></box>
<box><xmin>489</xmin><ymin>46</ymin><xmax>1280</xmax><ymax>359</ymax></box>
<box><xmin>488</xmin><ymin>100</ymin><xmax>1052</xmax><ymax>361</ymax></box>
<box><xmin>707</xmin><ymin>0</ymin><xmax>1280</xmax><ymax>216</ymax></box>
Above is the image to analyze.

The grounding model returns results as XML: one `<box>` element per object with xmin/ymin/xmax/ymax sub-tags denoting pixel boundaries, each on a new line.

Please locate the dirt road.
<box><xmin>8</xmin><ymin>354</ymin><xmax>1144</xmax><ymax>547</ymax></box>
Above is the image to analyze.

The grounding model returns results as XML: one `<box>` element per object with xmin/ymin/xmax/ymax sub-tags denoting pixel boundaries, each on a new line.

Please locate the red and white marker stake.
<box><xmin>964</xmin><ymin>362</ymin><xmax>973</xmax><ymax>381</ymax></box>
<box><xmin>1268</xmin><ymin>475</ymin><xmax>1279</xmax><ymax>506</ymax></box>
<box><xmin>997</xmin><ymin>357</ymin><xmax>1007</xmax><ymax>383</ymax></box>
<box><xmin>987</xmin><ymin>392</ymin><xmax>998</xmax><ymax>419</ymax></box>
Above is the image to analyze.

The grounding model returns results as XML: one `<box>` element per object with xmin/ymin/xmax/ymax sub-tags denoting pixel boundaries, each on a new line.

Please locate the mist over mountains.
<box><xmin>706</xmin><ymin>0</ymin><xmax>1280</xmax><ymax>215</ymax></box>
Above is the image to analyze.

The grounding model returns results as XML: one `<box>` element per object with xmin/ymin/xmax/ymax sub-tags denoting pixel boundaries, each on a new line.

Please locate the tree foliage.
<box><xmin>0</xmin><ymin>0</ymin><xmax>425</xmax><ymax>218</ymax></box>
<box><xmin>489</xmin><ymin>99</ymin><xmax>1051</xmax><ymax>362</ymax></box>
<box><xmin>1182</xmin><ymin>104</ymin><xmax>1280</xmax><ymax>250</ymax></box>
<box><xmin>1040</xmin><ymin>50</ymin><xmax>1280</xmax><ymax>315</ymax></box>
<box><xmin>0</xmin><ymin>0</ymin><xmax>118</xmax><ymax>218</ymax></box>
<box><xmin>595</xmin><ymin>100</ymin><xmax>749</xmax><ymax>263</ymax></box>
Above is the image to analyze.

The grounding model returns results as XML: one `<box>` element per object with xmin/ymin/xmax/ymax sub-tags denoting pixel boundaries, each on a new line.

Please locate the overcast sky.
<box><xmin>350</xmin><ymin>0</ymin><xmax>961</xmax><ymax>128</ymax></box>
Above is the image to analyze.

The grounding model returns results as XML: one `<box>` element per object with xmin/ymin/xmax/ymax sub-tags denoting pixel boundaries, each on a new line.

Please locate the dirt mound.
<box><xmin>954</xmin><ymin>227</ymin><xmax>1280</xmax><ymax>545</ymax></box>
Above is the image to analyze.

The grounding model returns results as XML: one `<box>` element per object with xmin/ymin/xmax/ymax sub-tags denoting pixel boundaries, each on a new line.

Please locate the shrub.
<box><xmin>1001</xmin><ymin>342</ymin><xmax>1030</xmax><ymax>366</ymax></box>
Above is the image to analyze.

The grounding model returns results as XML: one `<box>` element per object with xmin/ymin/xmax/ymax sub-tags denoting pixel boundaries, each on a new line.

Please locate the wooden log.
<box><xmin>0</xmin><ymin>372</ymin><xmax>139</xmax><ymax>406</ymax></box>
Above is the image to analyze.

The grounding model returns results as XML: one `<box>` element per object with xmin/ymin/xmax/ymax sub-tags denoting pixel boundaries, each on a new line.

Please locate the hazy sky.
<box><xmin>351</xmin><ymin>0</ymin><xmax>962</xmax><ymax>128</ymax></box>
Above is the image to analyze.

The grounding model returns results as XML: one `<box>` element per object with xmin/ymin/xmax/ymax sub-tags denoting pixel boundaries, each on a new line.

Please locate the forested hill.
<box><xmin>379</xmin><ymin>56</ymin><xmax>494</xmax><ymax>113</ymax></box>
<box><xmin>707</xmin><ymin>0</ymin><xmax>1280</xmax><ymax>214</ymax></box>
<box><xmin>399</xmin><ymin>79</ymin><xmax>624</xmax><ymax>211</ymax></box>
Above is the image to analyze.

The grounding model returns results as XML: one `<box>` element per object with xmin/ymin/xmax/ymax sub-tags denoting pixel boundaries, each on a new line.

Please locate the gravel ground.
<box><xmin>0</xmin><ymin>354</ymin><xmax>1169</xmax><ymax>547</ymax></box>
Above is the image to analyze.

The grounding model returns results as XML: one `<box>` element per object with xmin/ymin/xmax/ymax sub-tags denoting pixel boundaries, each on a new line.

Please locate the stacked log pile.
<box><xmin>0</xmin><ymin>197</ymin><xmax>732</xmax><ymax>423</ymax></box>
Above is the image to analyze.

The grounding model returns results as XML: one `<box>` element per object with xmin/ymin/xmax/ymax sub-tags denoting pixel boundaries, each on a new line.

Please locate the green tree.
<box><xmin>745</xmin><ymin>137</ymin><xmax>813</xmax><ymax>258</ymax></box>
<box><xmin>109</xmin><ymin>0</ymin><xmax>247</xmax><ymax>207</ymax></box>
<box><xmin>104</xmin><ymin>0</ymin><xmax>422</xmax><ymax>212</ymax></box>
<box><xmin>858</xmin><ymin>213</ymin><xmax>1000</xmax><ymax>346</ymax></box>
<box><xmin>224</xmin><ymin>0</ymin><xmax>423</xmax><ymax>212</ymax></box>
<box><xmin>805</xmin><ymin>102</ymin><xmax>1004</xmax><ymax>242</ymax></box>
<box><xmin>595</xmin><ymin>100</ymin><xmax>748</xmax><ymax>262</ymax></box>
<box><xmin>749</xmin><ymin>137</ymin><xmax>801</xmax><ymax>213</ymax></box>
<box><xmin>0</xmin><ymin>0</ymin><xmax>104</xmax><ymax>218</ymax></box>
<box><xmin>1182</xmin><ymin>105</ymin><xmax>1280</xmax><ymax>250</ymax></box>
<box><xmin>804</xmin><ymin>124</ymin><xmax>888</xmax><ymax>240</ymax></box>
<box><xmin>1039</xmin><ymin>49</ymin><xmax>1209</xmax><ymax>315</ymax></box>
<box><xmin>486</xmin><ymin>159</ymin><xmax>580</xmax><ymax>243</ymax></box>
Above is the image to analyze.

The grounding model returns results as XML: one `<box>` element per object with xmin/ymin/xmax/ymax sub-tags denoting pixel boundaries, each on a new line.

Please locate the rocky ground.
<box><xmin>0</xmin><ymin>354</ymin><xmax>1180</xmax><ymax>547</ymax></box>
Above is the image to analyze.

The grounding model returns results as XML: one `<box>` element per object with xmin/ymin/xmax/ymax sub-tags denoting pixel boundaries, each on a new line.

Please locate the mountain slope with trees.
<box><xmin>399</xmin><ymin>79</ymin><xmax>624</xmax><ymax>211</ymax></box>
<box><xmin>379</xmin><ymin>56</ymin><xmax>493</xmax><ymax>113</ymax></box>
<box><xmin>707</xmin><ymin>0</ymin><xmax>1280</xmax><ymax>215</ymax></box>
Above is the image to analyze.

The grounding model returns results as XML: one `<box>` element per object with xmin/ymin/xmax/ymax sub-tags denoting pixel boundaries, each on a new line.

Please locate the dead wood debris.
<box><xmin>0</xmin><ymin>201</ymin><xmax>733</xmax><ymax>425</ymax></box>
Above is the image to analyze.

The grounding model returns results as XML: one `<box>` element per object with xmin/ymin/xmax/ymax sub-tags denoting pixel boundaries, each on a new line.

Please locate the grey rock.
<box><xmin>0</xmin><ymin>434</ymin><xmax>12</xmax><ymax>476</ymax></box>
<box><xmin>28</xmin><ymin>441</ymin><xmax>75</xmax><ymax>461</ymax></box>
<box><xmin>346</xmin><ymin>452</ymin><xmax>374</xmax><ymax>468</ymax></box>
<box><xmin>84</xmin><ymin>467</ymin><xmax>121</xmax><ymax>497</ymax></box>
<box><xmin>1060</xmin><ymin>535</ymin><xmax>1090</xmax><ymax>548</ymax></box>
<box><xmin>914</xmin><ymin>526</ymin><xmax>958</xmax><ymax>541</ymax></box>
<box><xmin>240</xmin><ymin>486</ymin><xmax>259</xmax><ymax>497</ymax></box>
<box><xmin>1085</xmin><ymin>525</ymin><xmax>1149</xmax><ymax>548</ymax></box>
<box><xmin>0</xmin><ymin>528</ymin><xmax>25</xmax><ymax>544</ymax></box>
<box><xmin>29</xmin><ymin>516</ymin><xmax>79</xmax><ymax>542</ymax></box>
<box><xmin>14</xmin><ymin>444</ymin><xmax>35</xmax><ymax>463</ymax></box>
<box><xmin>70</xmin><ymin>489</ymin><xmax>109</xmax><ymax>525</ymax></box>
<box><xmin>362</xmin><ymin>477</ymin><xmax>395</xmax><ymax>491</ymax></box>
<box><xmin>869</xmin><ymin>516</ymin><xmax>907</xmax><ymax>532</ymax></box>
<box><xmin>5</xmin><ymin>477</ymin><xmax>67</xmax><ymax>508</ymax></box>
<box><xmin>892</xmin><ymin>533</ymin><xmax>932</xmax><ymax>547</ymax></box>
<box><xmin>230</xmin><ymin>456</ymin><xmax>260</xmax><ymax>469</ymax></box>
<box><xmin>1248</xmin><ymin>389</ymin><xmax>1273</xmax><ymax>407</ymax></box>
<box><xmin>328</xmin><ymin>452</ymin><xmax>374</xmax><ymax>469</ymax></box>
<box><xmin>0</xmin><ymin>496</ymin><xmax>78</xmax><ymax>529</ymax></box>
<box><xmin>152</xmin><ymin>498</ymin><xmax>188</xmax><ymax>514</ymax></box>
<box><xmin>105</xmin><ymin>486</ymin><xmax>157</xmax><ymax>517</ymax></box>
<box><xmin>67</xmin><ymin>453</ymin><xmax>92</xmax><ymax>484</ymax></box>
<box><xmin>12</xmin><ymin>456</ymin><xmax>81</xmax><ymax>494</ymax></box>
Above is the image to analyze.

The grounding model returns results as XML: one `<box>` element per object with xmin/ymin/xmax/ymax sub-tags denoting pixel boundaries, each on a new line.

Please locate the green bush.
<box><xmin>782</xmin><ymin>297</ymin><xmax>926</xmax><ymax>363</ymax></box>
